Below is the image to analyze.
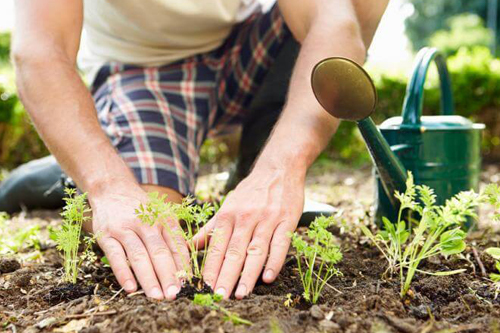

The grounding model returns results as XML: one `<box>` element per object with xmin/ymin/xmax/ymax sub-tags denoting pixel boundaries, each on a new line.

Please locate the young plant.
<box><xmin>193</xmin><ymin>293</ymin><xmax>252</xmax><ymax>326</ymax></box>
<box><xmin>485</xmin><ymin>248</ymin><xmax>500</xmax><ymax>280</ymax></box>
<box><xmin>0</xmin><ymin>212</ymin><xmax>41</xmax><ymax>255</ymax></box>
<box><xmin>361</xmin><ymin>173</ymin><xmax>481</xmax><ymax>297</ymax></box>
<box><xmin>135</xmin><ymin>192</ymin><xmax>214</xmax><ymax>284</ymax></box>
<box><xmin>291</xmin><ymin>215</ymin><xmax>342</xmax><ymax>304</ymax></box>
<box><xmin>54</xmin><ymin>188</ymin><xmax>95</xmax><ymax>284</ymax></box>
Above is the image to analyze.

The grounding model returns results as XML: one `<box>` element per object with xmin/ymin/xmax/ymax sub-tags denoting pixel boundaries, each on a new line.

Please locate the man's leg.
<box><xmin>225</xmin><ymin>36</ymin><xmax>300</xmax><ymax>191</ymax></box>
<box><xmin>90</xmin><ymin>59</ymin><xmax>216</xmax><ymax>199</ymax></box>
<box><xmin>141</xmin><ymin>184</ymin><xmax>183</xmax><ymax>203</ymax></box>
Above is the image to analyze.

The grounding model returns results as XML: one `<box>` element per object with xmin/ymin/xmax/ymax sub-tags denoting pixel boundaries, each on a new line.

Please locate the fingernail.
<box><xmin>235</xmin><ymin>284</ymin><xmax>247</xmax><ymax>298</ymax></box>
<box><xmin>215</xmin><ymin>287</ymin><xmax>226</xmax><ymax>298</ymax></box>
<box><xmin>150</xmin><ymin>287</ymin><xmax>164</xmax><ymax>299</ymax></box>
<box><xmin>167</xmin><ymin>285</ymin><xmax>179</xmax><ymax>299</ymax></box>
<box><xmin>264</xmin><ymin>269</ymin><xmax>274</xmax><ymax>282</ymax></box>
<box><xmin>123</xmin><ymin>280</ymin><xmax>135</xmax><ymax>292</ymax></box>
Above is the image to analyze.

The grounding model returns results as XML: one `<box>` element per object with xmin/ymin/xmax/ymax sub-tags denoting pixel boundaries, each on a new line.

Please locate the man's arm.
<box><xmin>195</xmin><ymin>0</ymin><xmax>389</xmax><ymax>299</ymax></box>
<box><xmin>13</xmin><ymin>0</ymin><xmax>189</xmax><ymax>300</ymax></box>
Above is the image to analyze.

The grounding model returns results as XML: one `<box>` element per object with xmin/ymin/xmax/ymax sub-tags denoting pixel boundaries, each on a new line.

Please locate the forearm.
<box><xmin>15</xmin><ymin>54</ymin><xmax>137</xmax><ymax>197</ymax></box>
<box><xmin>255</xmin><ymin>10</ymin><xmax>366</xmax><ymax>174</ymax></box>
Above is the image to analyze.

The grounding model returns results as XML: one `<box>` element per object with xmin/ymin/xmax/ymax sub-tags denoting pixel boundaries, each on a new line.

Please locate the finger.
<box><xmin>202</xmin><ymin>214</ymin><xmax>233</xmax><ymax>290</ymax></box>
<box><xmin>139</xmin><ymin>227</ymin><xmax>181</xmax><ymax>301</ymax></box>
<box><xmin>161</xmin><ymin>223</ymin><xmax>191</xmax><ymax>277</ymax></box>
<box><xmin>192</xmin><ymin>217</ymin><xmax>216</xmax><ymax>250</ymax></box>
<box><xmin>263</xmin><ymin>223</ymin><xmax>292</xmax><ymax>284</ymax></box>
<box><xmin>120</xmin><ymin>230</ymin><xmax>165</xmax><ymax>300</ymax></box>
<box><xmin>99</xmin><ymin>236</ymin><xmax>137</xmax><ymax>293</ymax></box>
<box><xmin>214</xmin><ymin>222</ymin><xmax>254</xmax><ymax>300</ymax></box>
<box><xmin>234</xmin><ymin>227</ymin><xmax>271</xmax><ymax>299</ymax></box>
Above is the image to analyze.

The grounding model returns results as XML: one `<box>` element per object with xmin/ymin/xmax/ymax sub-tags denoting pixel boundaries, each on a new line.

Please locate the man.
<box><xmin>11</xmin><ymin>0</ymin><xmax>388</xmax><ymax>301</ymax></box>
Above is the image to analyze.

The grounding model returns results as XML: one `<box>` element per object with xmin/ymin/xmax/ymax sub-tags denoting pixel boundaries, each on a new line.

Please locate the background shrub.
<box><xmin>429</xmin><ymin>14</ymin><xmax>493</xmax><ymax>57</ymax></box>
<box><xmin>0</xmin><ymin>32</ymin><xmax>10</xmax><ymax>63</ymax></box>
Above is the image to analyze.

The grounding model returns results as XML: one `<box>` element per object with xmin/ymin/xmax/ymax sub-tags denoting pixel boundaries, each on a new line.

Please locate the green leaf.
<box><xmin>490</xmin><ymin>273</ymin><xmax>500</xmax><ymax>283</ymax></box>
<box><xmin>101</xmin><ymin>256</ymin><xmax>110</xmax><ymax>266</ymax></box>
<box><xmin>485</xmin><ymin>247</ymin><xmax>500</xmax><ymax>260</ymax></box>
<box><xmin>440</xmin><ymin>229</ymin><xmax>466</xmax><ymax>255</ymax></box>
<box><xmin>193</xmin><ymin>293</ymin><xmax>214</xmax><ymax>307</ymax></box>
<box><xmin>360</xmin><ymin>225</ymin><xmax>373</xmax><ymax>238</ymax></box>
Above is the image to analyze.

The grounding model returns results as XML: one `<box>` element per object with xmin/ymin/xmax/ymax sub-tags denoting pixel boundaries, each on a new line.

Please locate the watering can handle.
<box><xmin>401</xmin><ymin>47</ymin><xmax>454</xmax><ymax>127</ymax></box>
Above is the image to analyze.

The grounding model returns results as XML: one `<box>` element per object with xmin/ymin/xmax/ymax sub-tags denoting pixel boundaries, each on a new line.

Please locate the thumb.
<box><xmin>192</xmin><ymin>217</ymin><xmax>216</xmax><ymax>250</ymax></box>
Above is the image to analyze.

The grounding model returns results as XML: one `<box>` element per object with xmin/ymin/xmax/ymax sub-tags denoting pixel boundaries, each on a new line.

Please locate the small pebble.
<box><xmin>409</xmin><ymin>304</ymin><xmax>429</xmax><ymax>320</ymax></box>
<box><xmin>319</xmin><ymin>319</ymin><xmax>340</xmax><ymax>332</ymax></box>
<box><xmin>310</xmin><ymin>305</ymin><xmax>325</xmax><ymax>320</ymax></box>
<box><xmin>23</xmin><ymin>327</ymin><xmax>39</xmax><ymax>333</ymax></box>
<box><xmin>0</xmin><ymin>258</ymin><xmax>21</xmax><ymax>274</ymax></box>
<box><xmin>36</xmin><ymin>317</ymin><xmax>56</xmax><ymax>329</ymax></box>
<box><xmin>81</xmin><ymin>327</ymin><xmax>100</xmax><ymax>333</ymax></box>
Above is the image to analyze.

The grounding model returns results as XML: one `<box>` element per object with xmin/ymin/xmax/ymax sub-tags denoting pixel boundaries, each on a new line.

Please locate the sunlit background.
<box><xmin>0</xmin><ymin>0</ymin><xmax>412</xmax><ymax>70</ymax></box>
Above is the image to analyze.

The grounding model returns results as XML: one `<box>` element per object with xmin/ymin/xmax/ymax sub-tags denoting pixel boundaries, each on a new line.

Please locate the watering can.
<box><xmin>310</xmin><ymin>47</ymin><xmax>484</xmax><ymax>223</ymax></box>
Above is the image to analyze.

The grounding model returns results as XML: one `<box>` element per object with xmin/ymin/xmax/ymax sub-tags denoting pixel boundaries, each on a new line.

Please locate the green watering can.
<box><xmin>310</xmin><ymin>47</ymin><xmax>485</xmax><ymax>223</ymax></box>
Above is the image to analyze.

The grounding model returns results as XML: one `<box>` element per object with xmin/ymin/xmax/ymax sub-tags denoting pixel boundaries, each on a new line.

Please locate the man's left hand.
<box><xmin>193</xmin><ymin>167</ymin><xmax>304</xmax><ymax>299</ymax></box>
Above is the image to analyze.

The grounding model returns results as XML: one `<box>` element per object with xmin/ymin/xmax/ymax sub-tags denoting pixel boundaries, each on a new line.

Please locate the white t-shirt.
<box><xmin>78</xmin><ymin>0</ymin><xmax>262</xmax><ymax>82</ymax></box>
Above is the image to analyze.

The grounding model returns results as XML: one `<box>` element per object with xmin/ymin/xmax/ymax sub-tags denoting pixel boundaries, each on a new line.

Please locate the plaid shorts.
<box><xmin>91</xmin><ymin>4</ymin><xmax>293</xmax><ymax>195</ymax></box>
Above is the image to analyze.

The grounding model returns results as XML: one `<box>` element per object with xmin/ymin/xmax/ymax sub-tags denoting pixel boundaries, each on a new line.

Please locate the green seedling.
<box><xmin>361</xmin><ymin>173</ymin><xmax>481</xmax><ymax>297</ymax></box>
<box><xmin>485</xmin><ymin>248</ymin><xmax>500</xmax><ymax>280</ymax></box>
<box><xmin>136</xmin><ymin>192</ymin><xmax>214</xmax><ymax>284</ymax></box>
<box><xmin>193</xmin><ymin>293</ymin><xmax>252</xmax><ymax>326</ymax></box>
<box><xmin>291</xmin><ymin>215</ymin><xmax>342</xmax><ymax>304</ymax></box>
<box><xmin>54</xmin><ymin>188</ymin><xmax>97</xmax><ymax>284</ymax></box>
<box><xmin>485</xmin><ymin>247</ymin><xmax>500</xmax><ymax>299</ymax></box>
<box><xmin>484</xmin><ymin>183</ymin><xmax>500</xmax><ymax>220</ymax></box>
<box><xmin>0</xmin><ymin>212</ymin><xmax>41</xmax><ymax>256</ymax></box>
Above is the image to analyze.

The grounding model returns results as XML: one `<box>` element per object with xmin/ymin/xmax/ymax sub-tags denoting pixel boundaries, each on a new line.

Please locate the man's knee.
<box><xmin>141</xmin><ymin>184</ymin><xmax>183</xmax><ymax>204</ymax></box>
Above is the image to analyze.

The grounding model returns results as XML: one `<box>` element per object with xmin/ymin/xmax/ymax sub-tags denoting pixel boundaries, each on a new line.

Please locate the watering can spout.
<box><xmin>311</xmin><ymin>57</ymin><xmax>407</xmax><ymax>211</ymax></box>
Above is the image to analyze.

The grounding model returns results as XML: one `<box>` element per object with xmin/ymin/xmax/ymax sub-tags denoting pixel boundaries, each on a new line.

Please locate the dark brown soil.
<box><xmin>177</xmin><ymin>277</ymin><xmax>213</xmax><ymax>299</ymax></box>
<box><xmin>1</xmin><ymin>166</ymin><xmax>500</xmax><ymax>332</ymax></box>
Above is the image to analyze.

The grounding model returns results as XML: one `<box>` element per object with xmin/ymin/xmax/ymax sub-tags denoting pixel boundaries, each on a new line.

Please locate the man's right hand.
<box><xmin>88</xmin><ymin>184</ymin><xmax>190</xmax><ymax>300</ymax></box>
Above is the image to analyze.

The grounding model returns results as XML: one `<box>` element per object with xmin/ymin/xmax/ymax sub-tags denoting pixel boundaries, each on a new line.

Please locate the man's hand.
<box><xmin>89</xmin><ymin>184</ymin><xmax>190</xmax><ymax>300</ymax></box>
<box><xmin>193</xmin><ymin>167</ymin><xmax>304</xmax><ymax>299</ymax></box>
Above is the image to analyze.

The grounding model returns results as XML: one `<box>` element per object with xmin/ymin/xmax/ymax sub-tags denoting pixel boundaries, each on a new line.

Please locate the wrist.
<box><xmin>251</xmin><ymin>152</ymin><xmax>308</xmax><ymax>184</ymax></box>
<box><xmin>86</xmin><ymin>175</ymin><xmax>140</xmax><ymax>203</ymax></box>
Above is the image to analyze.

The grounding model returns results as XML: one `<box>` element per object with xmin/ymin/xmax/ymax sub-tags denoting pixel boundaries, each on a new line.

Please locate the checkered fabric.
<box><xmin>91</xmin><ymin>4</ymin><xmax>293</xmax><ymax>195</ymax></box>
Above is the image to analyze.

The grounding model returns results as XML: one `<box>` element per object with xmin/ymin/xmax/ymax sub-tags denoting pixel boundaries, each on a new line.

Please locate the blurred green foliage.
<box><xmin>0</xmin><ymin>85</ymin><xmax>49</xmax><ymax>169</ymax></box>
<box><xmin>405</xmin><ymin>0</ymin><xmax>492</xmax><ymax>51</ymax></box>
<box><xmin>0</xmin><ymin>32</ymin><xmax>10</xmax><ymax>63</ymax></box>
<box><xmin>0</xmin><ymin>33</ymin><xmax>49</xmax><ymax>170</ymax></box>
<box><xmin>430</xmin><ymin>14</ymin><xmax>493</xmax><ymax>57</ymax></box>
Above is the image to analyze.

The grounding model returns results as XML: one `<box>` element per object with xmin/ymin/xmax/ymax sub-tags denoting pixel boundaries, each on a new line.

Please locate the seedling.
<box><xmin>485</xmin><ymin>248</ymin><xmax>500</xmax><ymax>279</ymax></box>
<box><xmin>291</xmin><ymin>215</ymin><xmax>342</xmax><ymax>304</ymax></box>
<box><xmin>0</xmin><ymin>212</ymin><xmax>41</xmax><ymax>256</ymax></box>
<box><xmin>484</xmin><ymin>183</ymin><xmax>500</xmax><ymax>220</ymax></box>
<box><xmin>54</xmin><ymin>188</ymin><xmax>97</xmax><ymax>284</ymax></box>
<box><xmin>136</xmin><ymin>192</ymin><xmax>214</xmax><ymax>284</ymax></box>
<box><xmin>361</xmin><ymin>173</ymin><xmax>481</xmax><ymax>297</ymax></box>
<box><xmin>193</xmin><ymin>293</ymin><xmax>252</xmax><ymax>325</ymax></box>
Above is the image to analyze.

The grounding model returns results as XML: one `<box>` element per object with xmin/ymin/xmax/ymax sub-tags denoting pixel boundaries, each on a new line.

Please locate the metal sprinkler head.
<box><xmin>311</xmin><ymin>57</ymin><xmax>377</xmax><ymax>122</ymax></box>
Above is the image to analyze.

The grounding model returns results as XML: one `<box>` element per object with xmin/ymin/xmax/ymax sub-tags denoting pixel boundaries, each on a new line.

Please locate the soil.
<box><xmin>2</xmin><ymin>164</ymin><xmax>500</xmax><ymax>333</ymax></box>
